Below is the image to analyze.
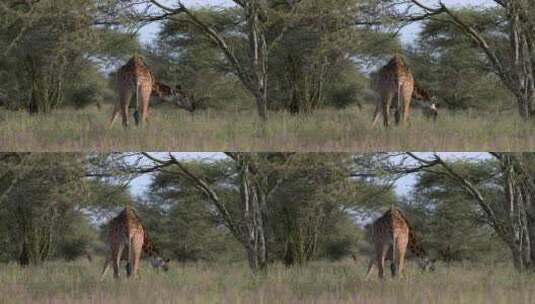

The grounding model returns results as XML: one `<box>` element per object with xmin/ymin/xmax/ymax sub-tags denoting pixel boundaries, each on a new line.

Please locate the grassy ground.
<box><xmin>1</xmin><ymin>104</ymin><xmax>534</xmax><ymax>151</ymax></box>
<box><xmin>0</xmin><ymin>259</ymin><xmax>533</xmax><ymax>304</ymax></box>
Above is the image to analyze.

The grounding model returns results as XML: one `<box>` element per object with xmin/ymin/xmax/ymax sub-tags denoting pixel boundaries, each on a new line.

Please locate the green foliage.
<box><xmin>0</xmin><ymin>153</ymin><xmax>132</xmax><ymax>264</ymax></box>
<box><xmin>156</xmin><ymin>1</ymin><xmax>398</xmax><ymax>113</ymax></box>
<box><xmin>0</xmin><ymin>154</ymin><xmax>87</xmax><ymax>264</ymax></box>
<box><xmin>0</xmin><ymin>0</ymin><xmax>137</xmax><ymax>113</ymax></box>
<box><xmin>319</xmin><ymin>215</ymin><xmax>362</xmax><ymax>261</ymax></box>
<box><xmin>405</xmin><ymin>160</ymin><xmax>509</xmax><ymax>262</ymax></box>
<box><xmin>146</xmin><ymin>161</ymin><xmax>245</xmax><ymax>262</ymax></box>
<box><xmin>64</xmin><ymin>66</ymin><xmax>114</xmax><ymax>109</ymax></box>
<box><xmin>407</xmin><ymin>8</ymin><xmax>513</xmax><ymax>111</ymax></box>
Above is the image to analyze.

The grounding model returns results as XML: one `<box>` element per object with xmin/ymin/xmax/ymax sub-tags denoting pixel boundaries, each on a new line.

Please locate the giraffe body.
<box><xmin>364</xmin><ymin>208</ymin><xmax>434</xmax><ymax>280</ymax></box>
<box><xmin>100</xmin><ymin>206</ymin><xmax>144</xmax><ymax>280</ymax></box>
<box><xmin>372</xmin><ymin>55</ymin><xmax>415</xmax><ymax>127</ymax></box>
<box><xmin>109</xmin><ymin>55</ymin><xmax>194</xmax><ymax>128</ymax></box>
<box><xmin>372</xmin><ymin>56</ymin><xmax>438</xmax><ymax>126</ymax></box>
<box><xmin>110</xmin><ymin>55</ymin><xmax>154</xmax><ymax>127</ymax></box>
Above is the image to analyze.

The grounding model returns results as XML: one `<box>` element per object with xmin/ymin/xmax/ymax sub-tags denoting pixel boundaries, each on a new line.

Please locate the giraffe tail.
<box><xmin>396</xmin><ymin>79</ymin><xmax>402</xmax><ymax>120</ymax></box>
<box><xmin>127</xmin><ymin>236</ymin><xmax>133</xmax><ymax>277</ymax></box>
<box><xmin>133</xmin><ymin>77</ymin><xmax>141</xmax><ymax>125</ymax></box>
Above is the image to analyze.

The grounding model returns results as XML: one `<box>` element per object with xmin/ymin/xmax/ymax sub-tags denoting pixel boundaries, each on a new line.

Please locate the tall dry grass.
<box><xmin>0</xmin><ymin>104</ymin><xmax>533</xmax><ymax>151</ymax></box>
<box><xmin>0</xmin><ymin>259</ymin><xmax>533</xmax><ymax>304</ymax></box>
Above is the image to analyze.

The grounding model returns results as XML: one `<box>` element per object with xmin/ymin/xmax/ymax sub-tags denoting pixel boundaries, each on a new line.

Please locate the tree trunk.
<box><xmin>18</xmin><ymin>241</ymin><xmax>29</xmax><ymax>267</ymax></box>
<box><xmin>27</xmin><ymin>56</ymin><xmax>64</xmax><ymax>114</ymax></box>
<box><xmin>245</xmin><ymin>1</ymin><xmax>270</xmax><ymax>122</ymax></box>
<box><xmin>255</xmin><ymin>93</ymin><xmax>269</xmax><ymax>121</ymax></box>
<box><xmin>238</xmin><ymin>157</ymin><xmax>268</xmax><ymax>273</ymax></box>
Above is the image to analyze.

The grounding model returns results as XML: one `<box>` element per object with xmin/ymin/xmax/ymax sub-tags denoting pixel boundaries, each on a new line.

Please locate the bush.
<box><xmin>322</xmin><ymin>238</ymin><xmax>355</xmax><ymax>261</ymax></box>
<box><xmin>58</xmin><ymin>239</ymin><xmax>90</xmax><ymax>261</ymax></box>
<box><xmin>64</xmin><ymin>65</ymin><xmax>113</xmax><ymax>109</ymax></box>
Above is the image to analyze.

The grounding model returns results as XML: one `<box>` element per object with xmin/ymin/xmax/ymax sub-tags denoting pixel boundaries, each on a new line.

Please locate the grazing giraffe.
<box><xmin>372</xmin><ymin>55</ymin><xmax>415</xmax><ymax>127</ymax></box>
<box><xmin>364</xmin><ymin>208</ymin><xmax>434</xmax><ymax>280</ymax></box>
<box><xmin>100</xmin><ymin>206</ymin><xmax>144</xmax><ymax>280</ymax></box>
<box><xmin>109</xmin><ymin>54</ymin><xmax>194</xmax><ymax>128</ymax></box>
<box><xmin>364</xmin><ymin>227</ymin><xmax>436</xmax><ymax>279</ymax></box>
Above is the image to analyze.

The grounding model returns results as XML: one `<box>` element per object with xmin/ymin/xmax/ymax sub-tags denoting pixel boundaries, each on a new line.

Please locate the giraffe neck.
<box><xmin>142</xmin><ymin>233</ymin><xmax>160</xmax><ymax>258</ymax></box>
<box><xmin>412</xmin><ymin>84</ymin><xmax>432</xmax><ymax>102</ymax></box>
<box><xmin>408</xmin><ymin>231</ymin><xmax>426</xmax><ymax>258</ymax></box>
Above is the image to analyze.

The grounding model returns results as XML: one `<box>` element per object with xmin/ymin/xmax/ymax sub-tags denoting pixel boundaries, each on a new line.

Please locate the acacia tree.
<box><xmin>0</xmin><ymin>153</ymin><xmax>134</xmax><ymax>265</ymax></box>
<box><xmin>137</xmin><ymin>0</ymin><xmax>385</xmax><ymax>119</ymax></box>
<box><xmin>398</xmin><ymin>153</ymin><xmax>535</xmax><ymax>272</ymax></box>
<box><xmin>138</xmin><ymin>153</ymin><xmax>292</xmax><ymax>272</ymax></box>
<box><xmin>135</xmin><ymin>1</ymin><xmax>300</xmax><ymax>121</ymax></box>
<box><xmin>0</xmin><ymin>0</ymin><xmax>139</xmax><ymax>113</ymax></box>
<box><xmin>388</xmin><ymin>1</ymin><xmax>535</xmax><ymax>119</ymax></box>
<box><xmin>153</xmin><ymin>0</ymin><xmax>389</xmax><ymax>114</ymax></box>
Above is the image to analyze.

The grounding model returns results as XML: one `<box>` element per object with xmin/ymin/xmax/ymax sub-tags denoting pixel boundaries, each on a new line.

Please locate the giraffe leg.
<box><xmin>117</xmin><ymin>84</ymin><xmax>132</xmax><ymax>129</ymax></box>
<box><xmin>108</xmin><ymin>105</ymin><xmax>120</xmax><ymax>128</ymax></box>
<box><xmin>100</xmin><ymin>256</ymin><xmax>111</xmax><ymax>281</ymax></box>
<box><xmin>130</xmin><ymin>233</ymin><xmax>144</xmax><ymax>279</ymax></box>
<box><xmin>396</xmin><ymin>234</ymin><xmax>409</xmax><ymax>278</ymax></box>
<box><xmin>371</xmin><ymin>104</ymin><xmax>381</xmax><ymax>127</ymax></box>
<box><xmin>375</xmin><ymin>242</ymin><xmax>388</xmax><ymax>280</ymax></box>
<box><xmin>138</xmin><ymin>83</ymin><xmax>152</xmax><ymax>127</ymax></box>
<box><xmin>391</xmin><ymin>239</ymin><xmax>398</xmax><ymax>277</ymax></box>
<box><xmin>394</xmin><ymin>96</ymin><xmax>401</xmax><ymax>125</ymax></box>
<box><xmin>382</xmin><ymin>93</ymin><xmax>394</xmax><ymax>128</ymax></box>
<box><xmin>121</xmin><ymin>101</ymin><xmax>130</xmax><ymax>129</ymax></box>
<box><xmin>112</xmin><ymin>243</ymin><xmax>125</xmax><ymax>279</ymax></box>
<box><xmin>365</xmin><ymin>258</ymin><xmax>375</xmax><ymax>279</ymax></box>
<box><xmin>401</xmin><ymin>84</ymin><xmax>413</xmax><ymax>127</ymax></box>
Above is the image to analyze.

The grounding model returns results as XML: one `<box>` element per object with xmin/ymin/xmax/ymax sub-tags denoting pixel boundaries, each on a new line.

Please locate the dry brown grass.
<box><xmin>0</xmin><ymin>259</ymin><xmax>533</xmax><ymax>304</ymax></box>
<box><xmin>0</xmin><ymin>104</ymin><xmax>534</xmax><ymax>152</ymax></box>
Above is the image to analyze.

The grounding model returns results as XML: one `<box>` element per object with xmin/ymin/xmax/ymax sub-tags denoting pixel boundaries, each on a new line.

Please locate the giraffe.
<box><xmin>372</xmin><ymin>55</ymin><xmax>415</xmax><ymax>127</ymax></box>
<box><xmin>101</xmin><ymin>229</ymin><xmax>170</xmax><ymax>279</ymax></box>
<box><xmin>364</xmin><ymin>226</ymin><xmax>436</xmax><ymax>279</ymax></box>
<box><xmin>364</xmin><ymin>208</ymin><xmax>434</xmax><ymax>280</ymax></box>
<box><xmin>100</xmin><ymin>206</ymin><xmax>144</xmax><ymax>280</ymax></box>
<box><xmin>109</xmin><ymin>54</ymin><xmax>194</xmax><ymax>128</ymax></box>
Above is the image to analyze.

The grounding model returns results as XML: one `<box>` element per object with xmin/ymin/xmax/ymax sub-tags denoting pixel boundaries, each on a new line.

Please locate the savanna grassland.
<box><xmin>1</xmin><ymin>104</ymin><xmax>534</xmax><ymax>152</ymax></box>
<box><xmin>0</xmin><ymin>259</ymin><xmax>532</xmax><ymax>304</ymax></box>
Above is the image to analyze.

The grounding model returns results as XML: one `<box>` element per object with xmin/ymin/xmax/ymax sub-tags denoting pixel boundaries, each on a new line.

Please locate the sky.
<box><xmin>129</xmin><ymin>152</ymin><xmax>491</xmax><ymax>199</ymax></box>
<box><xmin>139</xmin><ymin>0</ymin><xmax>495</xmax><ymax>44</ymax></box>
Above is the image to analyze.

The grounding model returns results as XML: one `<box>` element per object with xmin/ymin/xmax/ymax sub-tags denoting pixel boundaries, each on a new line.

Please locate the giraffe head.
<box><xmin>427</xmin><ymin>99</ymin><xmax>439</xmax><ymax>122</ymax></box>
<box><xmin>153</xmin><ymin>82</ymin><xmax>195</xmax><ymax>112</ymax></box>
<box><xmin>150</xmin><ymin>256</ymin><xmax>170</xmax><ymax>272</ymax></box>
<box><xmin>416</xmin><ymin>256</ymin><xmax>436</xmax><ymax>272</ymax></box>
